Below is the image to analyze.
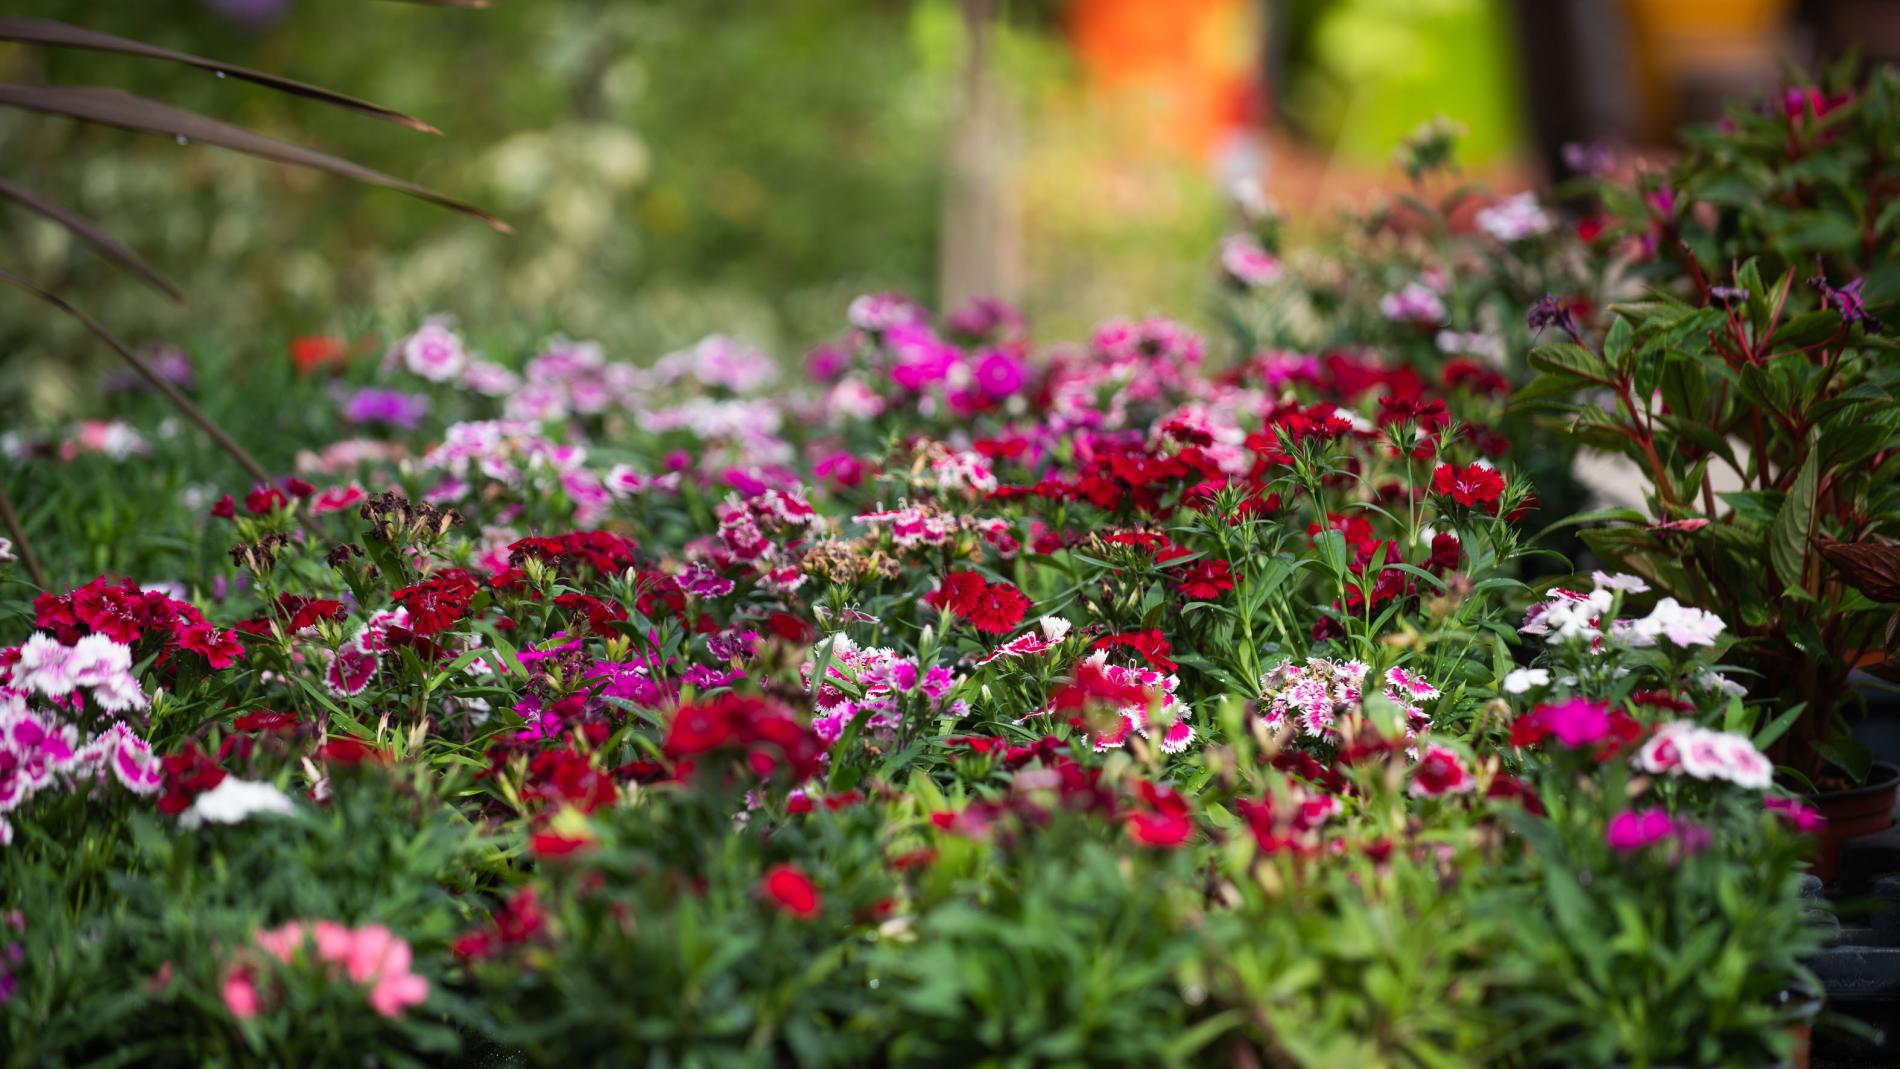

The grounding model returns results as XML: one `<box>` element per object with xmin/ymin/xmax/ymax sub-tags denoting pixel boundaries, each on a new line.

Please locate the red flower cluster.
<box><xmin>521</xmin><ymin>747</ymin><xmax>619</xmax><ymax>814</ymax></box>
<box><xmin>924</xmin><ymin>571</ymin><xmax>1031</xmax><ymax>635</ymax></box>
<box><xmin>1376</xmin><ymin>395</ymin><xmax>1451</xmax><ymax>448</ymax></box>
<box><xmin>1430</xmin><ymin>463</ymin><xmax>1506</xmax><ymax>513</ymax></box>
<box><xmin>236</xmin><ymin>594</ymin><xmax>347</xmax><ymax>639</ymax></box>
<box><xmin>1125</xmin><ymin>780</ymin><xmax>1193</xmax><ymax>848</ymax></box>
<box><xmin>35</xmin><ymin>576</ymin><xmax>245</xmax><ymax>670</ymax></box>
<box><xmin>1172</xmin><ymin>558</ymin><xmax>1235</xmax><ymax>600</ymax></box>
<box><xmin>233</xmin><ymin>710</ymin><xmax>300</xmax><ymax>733</ymax></box>
<box><xmin>505</xmin><ymin>530</ymin><xmax>642</xmax><ymax>577</ymax></box>
<box><xmin>761</xmin><ymin>864</ymin><xmax>821</xmax><ymax>920</ymax></box>
<box><xmin>1011</xmin><ymin>439</ymin><xmax>1227</xmax><ymax>516</ymax></box>
<box><xmin>390</xmin><ymin>569</ymin><xmax>481</xmax><ymax>636</ymax></box>
<box><xmin>1235</xmin><ymin>789</ymin><xmax>1338</xmax><ymax>854</ymax></box>
<box><xmin>1441</xmin><ymin>358</ymin><xmax>1510</xmax><ymax>397</ymax></box>
<box><xmin>157</xmin><ymin>741</ymin><xmax>229</xmax><ymax>815</ymax></box>
<box><xmin>943</xmin><ymin>734</ymin><xmax>1067</xmax><ymax>769</ymax></box>
<box><xmin>1047</xmin><ymin>657</ymin><xmax>1154</xmax><ymax>717</ymax></box>
<box><xmin>662</xmin><ymin>694</ymin><xmax>824</xmax><ymax>784</ymax></box>
<box><xmin>553</xmin><ymin>592</ymin><xmax>628</xmax><ymax>635</ymax></box>
<box><xmin>1092</xmin><ymin>629</ymin><xmax>1177</xmax><ymax>672</ymax></box>
<box><xmin>452</xmin><ymin>887</ymin><xmax>548</xmax><ymax>960</ymax></box>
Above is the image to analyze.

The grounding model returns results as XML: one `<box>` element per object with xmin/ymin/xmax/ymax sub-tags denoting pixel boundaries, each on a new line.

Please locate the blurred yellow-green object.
<box><xmin>1285</xmin><ymin>0</ymin><xmax>1524</xmax><ymax>168</ymax></box>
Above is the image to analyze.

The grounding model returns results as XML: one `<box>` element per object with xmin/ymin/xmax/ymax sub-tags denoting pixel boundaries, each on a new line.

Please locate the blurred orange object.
<box><xmin>289</xmin><ymin>335</ymin><xmax>348</xmax><ymax>375</ymax></box>
<box><xmin>1621</xmin><ymin>0</ymin><xmax>1795</xmax><ymax>136</ymax></box>
<box><xmin>1068</xmin><ymin>0</ymin><xmax>1258</xmax><ymax>162</ymax></box>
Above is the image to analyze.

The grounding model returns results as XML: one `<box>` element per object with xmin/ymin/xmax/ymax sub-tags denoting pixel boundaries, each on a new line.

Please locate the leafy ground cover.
<box><xmin>3</xmin><ymin>64</ymin><xmax>1898</xmax><ymax>1069</ymax></box>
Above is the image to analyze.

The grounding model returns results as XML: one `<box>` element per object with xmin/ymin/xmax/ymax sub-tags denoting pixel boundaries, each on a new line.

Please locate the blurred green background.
<box><xmin>1</xmin><ymin>0</ymin><xmax>1535</xmax><ymax>425</ymax></box>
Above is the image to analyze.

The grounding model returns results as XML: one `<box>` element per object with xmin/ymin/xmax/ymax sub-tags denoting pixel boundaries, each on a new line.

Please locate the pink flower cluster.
<box><xmin>0</xmin><ymin>701</ymin><xmax>162</xmax><ymax>847</ymax></box>
<box><xmin>1257</xmin><ymin>657</ymin><xmax>1437</xmax><ymax>743</ymax></box>
<box><xmin>803</xmin><ymin>634</ymin><xmax>961</xmax><ymax>745</ymax></box>
<box><xmin>225</xmin><ymin>920</ymin><xmax>429</xmax><ymax>1020</ymax></box>
<box><xmin>1632</xmin><ymin>721</ymin><xmax>1774</xmax><ymax>790</ymax></box>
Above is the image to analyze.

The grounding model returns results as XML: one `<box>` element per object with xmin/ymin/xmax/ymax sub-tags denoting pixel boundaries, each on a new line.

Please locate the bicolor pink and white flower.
<box><xmin>1633</xmin><ymin>721</ymin><xmax>1773</xmax><ymax>790</ymax></box>
<box><xmin>398</xmin><ymin>318</ymin><xmax>469</xmax><ymax>382</ymax></box>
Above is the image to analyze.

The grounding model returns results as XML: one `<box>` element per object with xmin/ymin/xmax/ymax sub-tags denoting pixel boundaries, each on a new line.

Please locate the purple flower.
<box><xmin>1561</xmin><ymin>141</ymin><xmax>1612</xmax><ymax>176</ymax></box>
<box><xmin>340</xmin><ymin>387</ymin><xmax>430</xmax><ymax>430</ymax></box>
<box><xmin>104</xmin><ymin>346</ymin><xmax>196</xmax><ymax>394</ymax></box>
<box><xmin>1527</xmin><ymin>294</ymin><xmax>1583</xmax><ymax>344</ymax></box>
<box><xmin>1809</xmin><ymin>274</ymin><xmax>1883</xmax><ymax>334</ymax></box>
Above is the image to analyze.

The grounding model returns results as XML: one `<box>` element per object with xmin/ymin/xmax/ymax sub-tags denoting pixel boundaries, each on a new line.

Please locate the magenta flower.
<box><xmin>1605</xmin><ymin>807</ymin><xmax>1676</xmax><ymax>852</ymax></box>
<box><xmin>1539</xmin><ymin>697</ymin><xmax>1612</xmax><ymax>748</ymax></box>
<box><xmin>971</xmin><ymin>348</ymin><xmax>1028</xmax><ymax>399</ymax></box>
<box><xmin>1765</xmin><ymin>796</ymin><xmax>1828</xmax><ymax>835</ymax></box>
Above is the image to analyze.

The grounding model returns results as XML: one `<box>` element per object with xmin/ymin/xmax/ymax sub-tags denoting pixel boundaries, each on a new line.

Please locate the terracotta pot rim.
<box><xmin>1807</xmin><ymin>760</ymin><xmax>1900</xmax><ymax>802</ymax></box>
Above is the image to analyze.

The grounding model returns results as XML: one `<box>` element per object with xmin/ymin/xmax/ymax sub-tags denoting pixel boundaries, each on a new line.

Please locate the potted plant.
<box><xmin>1523</xmin><ymin>63</ymin><xmax>1900</xmax><ymax>844</ymax></box>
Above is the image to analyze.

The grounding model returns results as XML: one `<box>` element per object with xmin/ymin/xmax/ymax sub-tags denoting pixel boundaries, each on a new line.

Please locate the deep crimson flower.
<box><xmin>1441</xmin><ymin>359</ymin><xmax>1511</xmax><ymax>397</ymax></box>
<box><xmin>522</xmin><ymin>747</ymin><xmax>618</xmax><ymax>814</ymax></box>
<box><xmin>276</xmin><ymin>594</ymin><xmax>346</xmax><ymax>633</ymax></box>
<box><xmin>554</xmin><ymin>592</ymin><xmax>627</xmax><ymax>635</ymax></box>
<box><xmin>314</xmin><ymin>738</ymin><xmax>384</xmax><ymax>765</ymax></box>
<box><xmin>244</xmin><ymin>486</ymin><xmax>288</xmax><ymax>516</ymax></box>
<box><xmin>761</xmin><ymin>864</ymin><xmax>821</xmax><ymax>920</ymax></box>
<box><xmin>453</xmin><ymin>887</ymin><xmax>546</xmax><ymax>960</ymax></box>
<box><xmin>1173</xmin><ymin>558</ymin><xmax>1235</xmax><ymax>600</ymax></box>
<box><xmin>529</xmin><ymin>832</ymin><xmax>596</xmax><ymax>858</ymax></box>
<box><xmin>183</xmin><ymin>625</ymin><xmax>245</xmax><ymax>672</ymax></box>
<box><xmin>210</xmin><ymin>494</ymin><xmax>237</xmax><ymax>520</ymax></box>
<box><xmin>766</xmin><ymin>611</ymin><xmax>815</xmax><ymax>644</ymax></box>
<box><xmin>1485</xmin><ymin>773</ymin><xmax>1544</xmax><ymax>815</ymax></box>
<box><xmin>1426</xmin><ymin>531</ymin><xmax>1462</xmax><ymax>574</ymax></box>
<box><xmin>1409</xmin><ymin>746</ymin><xmax>1474</xmax><ymax>798</ymax></box>
<box><xmin>1092</xmin><ymin>630</ymin><xmax>1177</xmax><ymax>672</ymax></box>
<box><xmin>925</xmin><ymin>571</ymin><xmax>1031</xmax><ymax>635</ymax></box>
<box><xmin>1430</xmin><ymin>463</ymin><xmax>1506</xmax><ymax>512</ymax></box>
<box><xmin>390</xmin><ymin>570</ymin><xmax>479</xmax><ymax>636</ymax></box>
<box><xmin>1126</xmin><ymin>780</ymin><xmax>1193</xmax><ymax>848</ymax></box>
<box><xmin>234</xmin><ymin>710</ymin><xmax>300</xmax><ymax>733</ymax></box>
<box><xmin>156</xmin><ymin>742</ymin><xmax>226</xmax><ymax>815</ymax></box>
<box><xmin>662</xmin><ymin>694</ymin><xmax>822</xmax><ymax>784</ymax></box>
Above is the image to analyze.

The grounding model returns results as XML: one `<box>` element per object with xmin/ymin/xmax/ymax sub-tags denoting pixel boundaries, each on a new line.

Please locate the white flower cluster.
<box><xmin>1520</xmin><ymin>573</ymin><xmax>1725</xmax><ymax>649</ymax></box>
<box><xmin>11</xmin><ymin>633</ymin><xmax>148</xmax><ymax>713</ymax></box>
<box><xmin>1475</xmin><ymin>192</ymin><xmax>1552</xmax><ymax>242</ymax></box>
<box><xmin>1632</xmin><ymin>720</ymin><xmax>1774</xmax><ymax>790</ymax></box>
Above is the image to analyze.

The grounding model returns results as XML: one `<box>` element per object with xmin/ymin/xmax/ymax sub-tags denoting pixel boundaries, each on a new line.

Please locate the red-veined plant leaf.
<box><xmin>0</xmin><ymin>177</ymin><xmax>183</xmax><ymax>303</ymax></box>
<box><xmin>0</xmin><ymin>18</ymin><xmax>442</xmax><ymax>133</ymax></box>
<box><xmin>0</xmin><ymin>85</ymin><xmax>511</xmax><ymax>233</ymax></box>
<box><xmin>1816</xmin><ymin>538</ymin><xmax>1900</xmax><ymax>603</ymax></box>
<box><xmin>0</xmin><ymin>265</ymin><xmax>269</xmax><ymax>482</ymax></box>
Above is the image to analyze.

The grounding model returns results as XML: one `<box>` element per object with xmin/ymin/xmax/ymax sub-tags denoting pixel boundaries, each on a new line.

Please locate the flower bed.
<box><xmin>4</xmin><ymin>68</ymin><xmax>1899</xmax><ymax>1068</ymax></box>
